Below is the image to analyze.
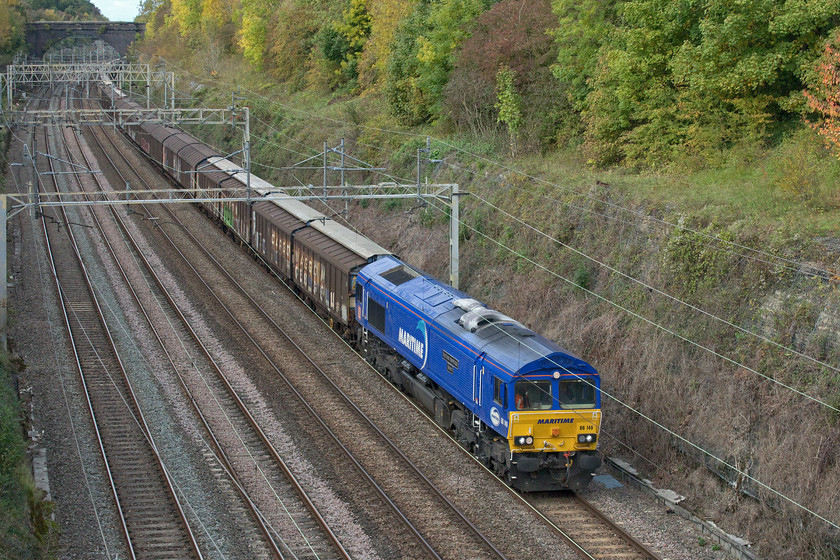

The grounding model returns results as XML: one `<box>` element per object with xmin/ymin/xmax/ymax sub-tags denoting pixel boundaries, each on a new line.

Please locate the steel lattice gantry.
<box><xmin>3</xmin><ymin>63</ymin><xmax>174</xmax><ymax>109</ymax></box>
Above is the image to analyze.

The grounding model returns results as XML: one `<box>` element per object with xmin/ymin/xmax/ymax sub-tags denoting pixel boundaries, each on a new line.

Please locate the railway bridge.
<box><xmin>24</xmin><ymin>21</ymin><xmax>145</xmax><ymax>58</ymax></box>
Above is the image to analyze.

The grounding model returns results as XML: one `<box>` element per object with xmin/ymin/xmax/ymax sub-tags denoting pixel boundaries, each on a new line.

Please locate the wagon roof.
<box><xmin>209</xmin><ymin>157</ymin><xmax>390</xmax><ymax>261</ymax></box>
<box><xmin>150</xmin><ymin>125</ymin><xmax>180</xmax><ymax>142</ymax></box>
<box><xmin>177</xmin><ymin>142</ymin><xmax>219</xmax><ymax>168</ymax></box>
<box><xmin>294</xmin><ymin>226</ymin><xmax>370</xmax><ymax>273</ymax></box>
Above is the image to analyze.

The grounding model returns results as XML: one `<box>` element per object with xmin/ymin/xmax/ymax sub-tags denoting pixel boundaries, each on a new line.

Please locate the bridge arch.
<box><xmin>25</xmin><ymin>21</ymin><xmax>145</xmax><ymax>58</ymax></box>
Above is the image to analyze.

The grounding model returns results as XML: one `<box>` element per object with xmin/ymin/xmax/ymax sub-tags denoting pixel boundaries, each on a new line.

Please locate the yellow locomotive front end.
<box><xmin>505</xmin><ymin>376</ymin><xmax>602</xmax><ymax>491</ymax></box>
<box><xmin>509</xmin><ymin>409</ymin><xmax>601</xmax><ymax>454</ymax></box>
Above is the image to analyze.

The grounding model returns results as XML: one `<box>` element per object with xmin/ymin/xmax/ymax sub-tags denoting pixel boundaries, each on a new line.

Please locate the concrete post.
<box><xmin>244</xmin><ymin>107</ymin><xmax>252</xmax><ymax>244</ymax></box>
<box><xmin>450</xmin><ymin>184</ymin><xmax>460</xmax><ymax>290</ymax></box>
<box><xmin>323</xmin><ymin>141</ymin><xmax>328</xmax><ymax>201</ymax></box>
<box><xmin>7</xmin><ymin>65</ymin><xmax>13</xmax><ymax>107</ymax></box>
<box><xmin>0</xmin><ymin>195</ymin><xmax>7</xmax><ymax>351</ymax></box>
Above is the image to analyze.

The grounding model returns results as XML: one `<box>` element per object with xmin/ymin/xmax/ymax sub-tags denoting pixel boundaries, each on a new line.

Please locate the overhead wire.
<box><xmin>467</xmin><ymin>192</ymin><xmax>840</xmax><ymax>412</ymax></box>
<box><xmin>116</xmin><ymin>69</ymin><xmax>840</xmax><ymax>433</ymax></box>
<box><xmin>158</xmin><ymin>59</ymin><xmax>840</xmax><ymax>283</ymax></box>
<box><xmin>413</xmin><ymin>193</ymin><xmax>839</xmax><ymax>530</ymax></box>
<box><xmin>104</xmin><ymin>66</ymin><xmax>840</xmax><ymax>529</ymax></box>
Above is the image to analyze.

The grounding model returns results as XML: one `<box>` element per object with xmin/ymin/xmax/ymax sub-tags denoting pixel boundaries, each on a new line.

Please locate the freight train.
<box><xmin>100</xmin><ymin>81</ymin><xmax>603</xmax><ymax>491</ymax></box>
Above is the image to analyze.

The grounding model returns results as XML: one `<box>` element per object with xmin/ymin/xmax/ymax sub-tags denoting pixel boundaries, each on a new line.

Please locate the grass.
<box><xmin>0</xmin><ymin>362</ymin><xmax>36</xmax><ymax>558</ymax></box>
<box><xmin>0</xmin><ymin>360</ymin><xmax>58</xmax><ymax>560</ymax></box>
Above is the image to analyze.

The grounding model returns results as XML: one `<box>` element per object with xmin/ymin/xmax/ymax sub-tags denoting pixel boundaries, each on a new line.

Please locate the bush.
<box><xmin>770</xmin><ymin>128</ymin><xmax>840</xmax><ymax>209</ymax></box>
<box><xmin>445</xmin><ymin>0</ymin><xmax>569</xmax><ymax>152</ymax></box>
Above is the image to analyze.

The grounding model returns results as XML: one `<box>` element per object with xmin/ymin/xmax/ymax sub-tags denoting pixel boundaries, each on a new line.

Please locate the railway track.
<box><xmin>33</xmin><ymin>88</ymin><xmax>201</xmax><ymax>560</ymax></box>
<box><xmin>528</xmin><ymin>491</ymin><xmax>660</xmax><ymax>560</ymax></box>
<box><xmin>87</xmin><ymin>85</ymin><xmax>668</xmax><ymax>559</ymax></box>
<box><xmin>63</xmin><ymin>91</ymin><xmax>351</xmax><ymax>559</ymax></box>
<box><xmin>33</xmin><ymin>84</ymin><xmax>669</xmax><ymax>559</ymax></box>
<box><xmin>84</xmin><ymin>93</ymin><xmax>513</xmax><ymax>559</ymax></box>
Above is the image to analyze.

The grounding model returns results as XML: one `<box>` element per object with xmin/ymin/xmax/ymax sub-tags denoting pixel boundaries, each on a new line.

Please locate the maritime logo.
<box><xmin>490</xmin><ymin>407</ymin><xmax>501</xmax><ymax>427</ymax></box>
<box><xmin>537</xmin><ymin>418</ymin><xmax>573</xmax><ymax>424</ymax></box>
<box><xmin>398</xmin><ymin>320</ymin><xmax>428</xmax><ymax>368</ymax></box>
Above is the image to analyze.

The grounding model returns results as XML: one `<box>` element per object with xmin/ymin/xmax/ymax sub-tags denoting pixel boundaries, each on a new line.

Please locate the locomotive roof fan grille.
<box><xmin>457</xmin><ymin>307</ymin><xmax>525</xmax><ymax>333</ymax></box>
<box><xmin>381</xmin><ymin>264</ymin><xmax>420</xmax><ymax>286</ymax></box>
<box><xmin>452</xmin><ymin>298</ymin><xmax>484</xmax><ymax>312</ymax></box>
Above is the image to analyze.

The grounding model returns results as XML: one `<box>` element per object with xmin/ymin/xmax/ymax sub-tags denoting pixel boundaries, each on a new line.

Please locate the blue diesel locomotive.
<box><xmin>355</xmin><ymin>256</ymin><xmax>601</xmax><ymax>491</ymax></box>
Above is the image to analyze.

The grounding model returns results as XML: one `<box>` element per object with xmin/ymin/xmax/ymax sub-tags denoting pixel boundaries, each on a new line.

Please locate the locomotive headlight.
<box><xmin>516</xmin><ymin>436</ymin><xmax>534</xmax><ymax>446</ymax></box>
<box><xmin>577</xmin><ymin>434</ymin><xmax>597</xmax><ymax>444</ymax></box>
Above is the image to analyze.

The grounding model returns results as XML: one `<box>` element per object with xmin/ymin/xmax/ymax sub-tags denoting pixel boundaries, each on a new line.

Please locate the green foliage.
<box><xmin>385</xmin><ymin>0</ymin><xmax>433</xmax><ymax>124</ymax></box>
<box><xmin>0</xmin><ymin>364</ymin><xmax>57</xmax><ymax>559</ymax></box>
<box><xmin>550</xmin><ymin>0</ymin><xmax>622</xmax><ymax>113</ymax></box>
<box><xmin>314</xmin><ymin>0</ymin><xmax>372</xmax><ymax>87</ymax></box>
<box><xmin>386</xmin><ymin>0</ymin><xmax>490</xmax><ymax>124</ymax></box>
<box><xmin>335</xmin><ymin>0</ymin><xmax>371</xmax><ymax>82</ymax></box>
<box><xmin>768</xmin><ymin>128</ymin><xmax>840</xmax><ymax>209</ymax></box>
<box><xmin>663</xmin><ymin>218</ymin><xmax>734</xmax><ymax>295</ymax></box>
<box><xmin>0</xmin><ymin>0</ymin><xmax>26</xmax><ymax>62</ymax></box>
<box><xmin>317</xmin><ymin>24</ymin><xmax>349</xmax><ymax>65</ymax></box>
<box><xmin>573</xmin><ymin>263</ymin><xmax>591</xmax><ymax>290</ymax></box>
<box><xmin>583</xmin><ymin>0</ymin><xmax>700</xmax><ymax>166</ymax></box>
<box><xmin>495</xmin><ymin>64</ymin><xmax>521</xmax><ymax>157</ymax></box>
<box><xmin>581</xmin><ymin>0</ymin><xmax>840</xmax><ymax>168</ymax></box>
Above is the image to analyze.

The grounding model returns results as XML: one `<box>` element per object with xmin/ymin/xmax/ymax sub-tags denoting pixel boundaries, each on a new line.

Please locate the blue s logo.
<box><xmin>417</xmin><ymin>320</ymin><xmax>428</xmax><ymax>369</ymax></box>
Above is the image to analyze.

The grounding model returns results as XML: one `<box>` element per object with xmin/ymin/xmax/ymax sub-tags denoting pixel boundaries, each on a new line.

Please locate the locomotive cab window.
<box><xmin>493</xmin><ymin>377</ymin><xmax>507</xmax><ymax>407</ymax></box>
<box><xmin>514</xmin><ymin>380</ymin><xmax>552</xmax><ymax>410</ymax></box>
<box><xmin>559</xmin><ymin>379</ymin><xmax>596</xmax><ymax>409</ymax></box>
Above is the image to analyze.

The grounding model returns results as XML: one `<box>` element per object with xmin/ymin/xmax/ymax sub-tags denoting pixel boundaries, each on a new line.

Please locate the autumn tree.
<box><xmin>336</xmin><ymin>0</ymin><xmax>372</xmax><ymax>82</ymax></box>
<box><xmin>356</xmin><ymin>0</ymin><xmax>418</xmax><ymax>92</ymax></box>
<box><xmin>445</xmin><ymin>0</ymin><xmax>567</xmax><ymax>149</ymax></box>
<box><xmin>28</xmin><ymin>0</ymin><xmax>104</xmax><ymax>19</ymax></box>
<box><xmin>240</xmin><ymin>0</ymin><xmax>278</xmax><ymax>67</ymax></box>
<box><xmin>805</xmin><ymin>33</ymin><xmax>840</xmax><ymax>158</ymax></box>
<box><xmin>200</xmin><ymin>0</ymin><xmax>238</xmax><ymax>48</ymax></box>
<box><xmin>265</xmin><ymin>1</ymin><xmax>323</xmax><ymax>88</ymax></box>
<box><xmin>0</xmin><ymin>0</ymin><xmax>25</xmax><ymax>61</ymax></box>
<box><xmin>386</xmin><ymin>0</ymin><xmax>491</xmax><ymax>124</ymax></box>
<box><xmin>171</xmin><ymin>0</ymin><xmax>203</xmax><ymax>37</ymax></box>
